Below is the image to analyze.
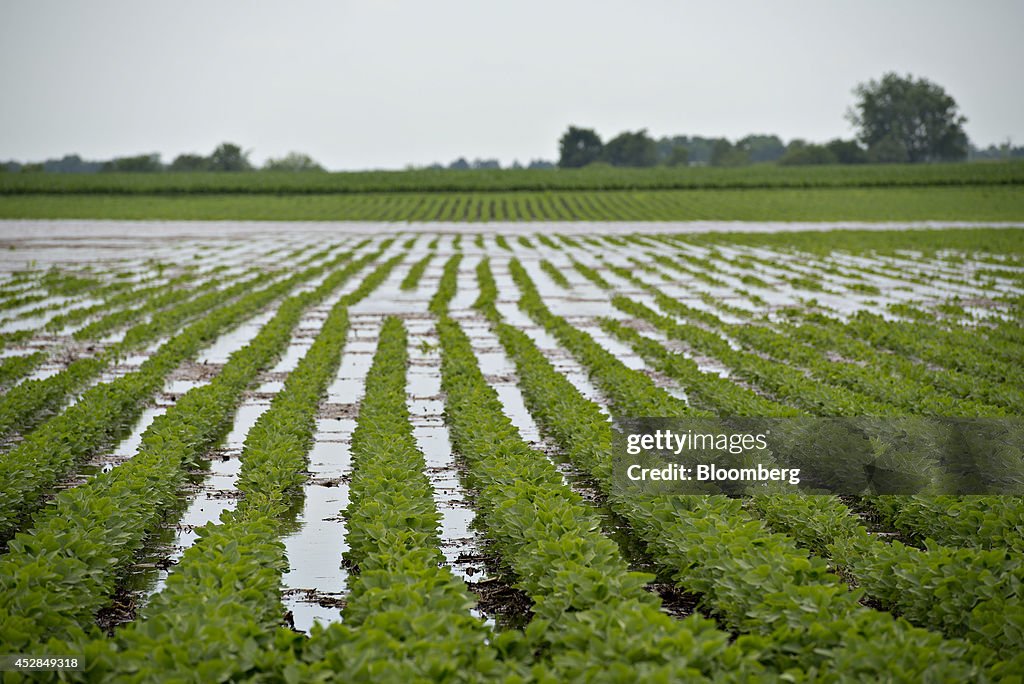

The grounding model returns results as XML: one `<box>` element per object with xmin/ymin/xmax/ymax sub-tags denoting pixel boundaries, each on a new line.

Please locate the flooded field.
<box><xmin>0</xmin><ymin>221</ymin><xmax>1021</xmax><ymax>681</ymax></box>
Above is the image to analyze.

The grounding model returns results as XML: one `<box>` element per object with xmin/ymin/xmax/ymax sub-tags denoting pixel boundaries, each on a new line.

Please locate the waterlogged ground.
<box><xmin>0</xmin><ymin>220</ymin><xmax>1022</xmax><ymax>680</ymax></box>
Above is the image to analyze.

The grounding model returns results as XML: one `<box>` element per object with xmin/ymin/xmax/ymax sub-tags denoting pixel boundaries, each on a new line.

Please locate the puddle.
<box><xmin>196</xmin><ymin>310</ymin><xmax>277</xmax><ymax>364</ymax></box>
<box><xmin>163</xmin><ymin>379</ymin><xmax>206</xmax><ymax>395</ymax></box>
<box><xmin>280</xmin><ymin>435</ymin><xmax>352</xmax><ymax>633</ymax></box>
<box><xmin>279</xmin><ymin>318</ymin><xmax>380</xmax><ymax>633</ymax></box>
<box><xmin>578</xmin><ymin>323</ymin><xmax>690</xmax><ymax>404</ymax></box>
<box><xmin>270</xmin><ymin>341</ymin><xmax>314</xmax><ymax>374</ymax></box>
<box><xmin>493</xmin><ymin>310</ymin><xmax>609</xmax><ymax>415</ymax></box>
<box><xmin>22</xmin><ymin>365</ymin><xmax>61</xmax><ymax>383</ymax></box>
<box><xmin>406</xmin><ymin>317</ymin><xmax>487</xmax><ymax>584</ymax></box>
<box><xmin>459</xmin><ymin>320</ymin><xmax>543</xmax><ymax>447</ymax></box>
<box><xmin>449</xmin><ymin>256</ymin><xmax>481</xmax><ymax>311</ymax></box>
<box><xmin>143</xmin><ymin>398</ymin><xmax>271</xmax><ymax>600</ymax></box>
<box><xmin>109</xmin><ymin>406</ymin><xmax>169</xmax><ymax>460</ymax></box>
<box><xmin>255</xmin><ymin>380</ymin><xmax>286</xmax><ymax>394</ymax></box>
<box><xmin>325</xmin><ymin>323</ymin><xmax>379</xmax><ymax>403</ymax></box>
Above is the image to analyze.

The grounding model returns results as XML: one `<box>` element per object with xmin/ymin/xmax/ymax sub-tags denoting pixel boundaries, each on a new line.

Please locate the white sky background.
<box><xmin>1</xmin><ymin>0</ymin><xmax>1021</xmax><ymax>170</ymax></box>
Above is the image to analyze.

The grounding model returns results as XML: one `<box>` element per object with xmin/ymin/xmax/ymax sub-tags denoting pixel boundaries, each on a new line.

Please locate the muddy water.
<box><xmin>1</xmin><ymin>222</ymin><xmax>1020</xmax><ymax>633</ymax></box>
<box><xmin>127</xmin><ymin>296</ymin><xmax>337</xmax><ymax>616</ymax></box>
<box><xmin>488</xmin><ymin>259</ymin><xmax>612</xmax><ymax>414</ymax></box>
<box><xmin>279</xmin><ymin>317</ymin><xmax>378</xmax><ymax>632</ymax></box>
<box><xmin>279</xmin><ymin>422</ymin><xmax>353</xmax><ymax>633</ymax></box>
<box><xmin>459</xmin><ymin>318</ymin><xmax>590</xmax><ymax>488</ymax></box>
<box><xmin>406</xmin><ymin>317</ymin><xmax>490</xmax><ymax>585</ymax></box>
<box><xmin>143</xmin><ymin>397</ymin><xmax>272</xmax><ymax>601</ymax></box>
<box><xmin>196</xmin><ymin>310</ymin><xmax>277</xmax><ymax>364</ymax></box>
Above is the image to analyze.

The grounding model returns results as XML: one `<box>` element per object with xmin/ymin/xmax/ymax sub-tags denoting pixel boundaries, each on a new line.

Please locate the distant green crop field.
<box><xmin>1</xmin><ymin>186</ymin><xmax>1022</xmax><ymax>222</ymax></box>
<box><xmin>1</xmin><ymin>161</ymin><xmax>1023</xmax><ymax>196</ymax></box>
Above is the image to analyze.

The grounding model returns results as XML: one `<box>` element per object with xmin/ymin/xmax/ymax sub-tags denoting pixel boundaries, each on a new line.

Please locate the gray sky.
<box><xmin>1</xmin><ymin>0</ymin><xmax>1021</xmax><ymax>170</ymax></box>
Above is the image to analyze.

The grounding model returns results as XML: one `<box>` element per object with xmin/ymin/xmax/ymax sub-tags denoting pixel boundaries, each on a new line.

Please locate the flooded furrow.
<box><xmin>279</xmin><ymin>316</ymin><xmax>378</xmax><ymax>632</ymax></box>
<box><xmin>110</xmin><ymin>296</ymin><xmax>339</xmax><ymax>625</ymax></box>
<box><xmin>406</xmin><ymin>317</ymin><xmax>488</xmax><ymax>585</ymax></box>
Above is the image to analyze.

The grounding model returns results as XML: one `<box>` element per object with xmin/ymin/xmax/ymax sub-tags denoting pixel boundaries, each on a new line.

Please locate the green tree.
<box><xmin>710</xmin><ymin>139</ymin><xmax>750</xmax><ymax>167</ymax></box>
<box><xmin>208</xmin><ymin>143</ymin><xmax>252</xmax><ymax>171</ymax></box>
<box><xmin>263</xmin><ymin>152</ymin><xmax>324</xmax><ymax>172</ymax></box>
<box><xmin>169</xmin><ymin>153</ymin><xmax>210</xmax><ymax>172</ymax></box>
<box><xmin>687</xmin><ymin>137</ymin><xmax>719</xmax><ymax>165</ymax></box>
<box><xmin>665</xmin><ymin>144</ymin><xmax>689</xmax><ymax>167</ymax></box>
<box><xmin>558</xmin><ymin>126</ymin><xmax>603</xmax><ymax>168</ymax></box>
<box><xmin>101</xmin><ymin>153</ymin><xmax>162</xmax><ymax>173</ymax></box>
<box><xmin>848</xmin><ymin>73</ymin><xmax>968</xmax><ymax>162</ymax></box>
<box><xmin>738</xmin><ymin>134</ymin><xmax>785</xmax><ymax>162</ymax></box>
<box><xmin>47</xmin><ymin>154</ymin><xmax>103</xmax><ymax>173</ymax></box>
<box><xmin>602</xmin><ymin>129</ymin><xmax>657</xmax><ymax>167</ymax></box>
<box><xmin>778</xmin><ymin>140</ymin><xmax>838</xmax><ymax>165</ymax></box>
<box><xmin>866</xmin><ymin>136</ymin><xmax>909</xmax><ymax>164</ymax></box>
<box><xmin>825</xmin><ymin>138</ymin><xmax>868</xmax><ymax>164</ymax></box>
<box><xmin>656</xmin><ymin>136</ymin><xmax>720</xmax><ymax>165</ymax></box>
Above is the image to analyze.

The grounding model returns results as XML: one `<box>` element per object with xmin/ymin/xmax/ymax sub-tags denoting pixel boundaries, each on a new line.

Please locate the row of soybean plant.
<box><xmin>75</xmin><ymin>254</ymin><xmax>408</xmax><ymax>680</ymax></box>
<box><xmin>601</xmin><ymin>263</ymin><xmax>1024</xmax><ymax>561</ymax></box>
<box><xmin>484</xmin><ymin>259</ymin><xmax>1011</xmax><ymax>679</ymax></box>
<box><xmin>573</xmin><ymin>241</ymin><xmax>1024</xmax><ymax>565</ymax></box>
<box><xmin>0</xmin><ymin>240</ymin><xmax>334</xmax><ymax>440</ymax></box>
<box><xmin>0</xmin><ymin>259</ymin><xmax>228</xmax><ymax>387</ymax></box>
<box><xmin>594</xmin><ymin>273</ymin><xmax>1023</xmax><ymax>664</ymax></box>
<box><xmin>0</xmin><ymin>242</ymin><xmax>365</xmax><ymax>543</ymax></box>
<box><xmin>0</xmin><ymin>244</ymin><xmax>398</xmax><ymax>657</ymax></box>
<box><xmin>436</xmin><ymin>267</ymin><xmax>764</xmax><ymax>681</ymax></box>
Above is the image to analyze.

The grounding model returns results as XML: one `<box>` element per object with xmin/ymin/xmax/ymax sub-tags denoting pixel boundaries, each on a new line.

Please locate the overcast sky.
<box><xmin>1</xmin><ymin>1</ymin><xmax>1021</xmax><ymax>170</ymax></box>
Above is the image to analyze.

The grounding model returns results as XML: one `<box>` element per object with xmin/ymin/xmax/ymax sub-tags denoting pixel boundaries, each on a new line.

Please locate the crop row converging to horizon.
<box><xmin>0</xmin><ymin>226</ymin><xmax>1022</xmax><ymax>681</ymax></box>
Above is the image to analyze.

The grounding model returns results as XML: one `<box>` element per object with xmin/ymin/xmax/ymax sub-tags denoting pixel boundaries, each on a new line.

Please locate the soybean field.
<box><xmin>0</xmin><ymin>223</ymin><xmax>1022</xmax><ymax>681</ymax></box>
<box><xmin>2</xmin><ymin>162</ymin><xmax>1024</xmax><ymax>222</ymax></box>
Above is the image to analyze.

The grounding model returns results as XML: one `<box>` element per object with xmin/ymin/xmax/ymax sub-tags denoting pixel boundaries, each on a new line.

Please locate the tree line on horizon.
<box><xmin>557</xmin><ymin>73</ymin><xmax>1023</xmax><ymax>169</ymax></box>
<box><xmin>0</xmin><ymin>144</ymin><xmax>322</xmax><ymax>175</ymax></box>
<box><xmin>3</xmin><ymin>73</ymin><xmax>1022</xmax><ymax>174</ymax></box>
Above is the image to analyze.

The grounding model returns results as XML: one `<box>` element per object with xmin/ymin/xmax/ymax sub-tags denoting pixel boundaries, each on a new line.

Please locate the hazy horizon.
<box><xmin>2</xmin><ymin>0</ymin><xmax>1022</xmax><ymax>170</ymax></box>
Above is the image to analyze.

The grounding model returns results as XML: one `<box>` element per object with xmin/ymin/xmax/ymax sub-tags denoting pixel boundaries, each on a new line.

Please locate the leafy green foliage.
<box><xmin>601</xmin><ymin>130</ymin><xmax>658</xmax><ymax>167</ymax></box>
<box><xmin>90</xmin><ymin>257</ymin><xmax>408</xmax><ymax>680</ymax></box>
<box><xmin>0</xmin><ymin>351</ymin><xmax>45</xmax><ymax>388</ymax></box>
<box><xmin>493</xmin><ymin>259</ymin><xmax>1001</xmax><ymax>679</ymax></box>
<box><xmin>0</xmin><ymin>245</ymin><xmax>402</xmax><ymax>663</ymax></box>
<box><xmin>558</xmin><ymin>126</ymin><xmax>603</xmax><ymax>168</ymax></box>
<box><xmin>0</xmin><ymin>266</ymin><xmax>268</xmax><ymax>444</ymax></box>
<box><xmin>0</xmin><ymin>227</ymin><xmax>1021</xmax><ymax>679</ymax></box>
<box><xmin>0</xmin><ymin>247</ymin><xmax>359</xmax><ymax>542</ymax></box>
<box><xmin>5</xmin><ymin>185</ymin><xmax>1023</xmax><ymax>221</ymax></box>
<box><xmin>437</xmin><ymin>307</ymin><xmax>761</xmax><ymax>680</ymax></box>
<box><xmin>428</xmin><ymin>254</ymin><xmax>462</xmax><ymax>316</ymax></box>
<box><xmin>399</xmin><ymin>252</ymin><xmax>433</xmax><ymax>290</ymax></box>
<box><xmin>294</xmin><ymin>317</ymin><xmax>516</xmax><ymax>681</ymax></box>
<box><xmin>4</xmin><ymin>161</ymin><xmax>1021</xmax><ymax>196</ymax></box>
<box><xmin>850</xmin><ymin>72</ymin><xmax>968</xmax><ymax>162</ymax></box>
<box><xmin>538</xmin><ymin>260</ymin><xmax>570</xmax><ymax>289</ymax></box>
